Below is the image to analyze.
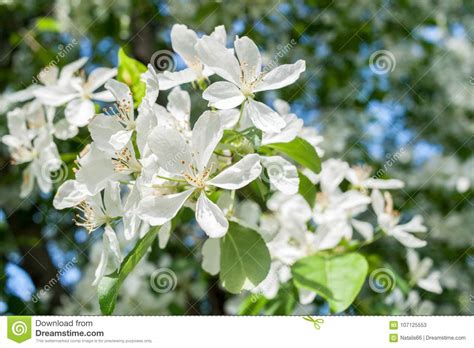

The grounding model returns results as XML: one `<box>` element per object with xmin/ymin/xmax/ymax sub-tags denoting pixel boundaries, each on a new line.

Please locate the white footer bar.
<box><xmin>1</xmin><ymin>316</ymin><xmax>472</xmax><ymax>347</ymax></box>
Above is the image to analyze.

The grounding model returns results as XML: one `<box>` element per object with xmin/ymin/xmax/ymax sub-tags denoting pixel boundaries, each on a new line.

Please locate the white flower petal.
<box><xmin>371</xmin><ymin>189</ymin><xmax>385</xmax><ymax>216</ymax></box>
<box><xmin>19</xmin><ymin>164</ymin><xmax>35</xmax><ymax>198</ymax></box>
<box><xmin>262</xmin><ymin>113</ymin><xmax>303</xmax><ymax>145</ymax></box>
<box><xmin>398</xmin><ymin>215</ymin><xmax>428</xmax><ymax>233</ymax></box>
<box><xmin>234</xmin><ymin>36</ymin><xmax>262</xmax><ymax>82</ymax></box>
<box><xmin>418</xmin><ymin>272</ymin><xmax>442</xmax><ymax>294</ymax></box>
<box><xmin>217</xmin><ymin>109</ymin><xmax>240</xmax><ymax>129</ymax></box>
<box><xmin>196</xmin><ymin>192</ymin><xmax>229</xmax><ymax>238</ymax></box>
<box><xmin>192</xmin><ymin>111</ymin><xmax>223</xmax><ymax>172</ymax></box>
<box><xmin>244</xmin><ymin>99</ymin><xmax>286</xmax><ymax>132</ymax></box>
<box><xmin>208</xmin><ymin>153</ymin><xmax>262</xmax><ymax>189</ymax></box>
<box><xmin>210</xmin><ymin>25</ymin><xmax>227</xmax><ymax>45</ymax></box>
<box><xmin>33</xmin><ymin>85</ymin><xmax>77</xmax><ymax>106</ymax></box>
<box><xmin>65</xmin><ymin>98</ymin><xmax>95</xmax><ymax>127</ymax></box>
<box><xmin>92</xmin><ymin>246</ymin><xmax>108</xmax><ymax>286</ymax></box>
<box><xmin>93</xmin><ymin>225</ymin><xmax>122</xmax><ymax>286</ymax></box>
<box><xmin>157</xmin><ymin>68</ymin><xmax>198</xmax><ymax>90</ymax></box>
<box><xmin>87</xmin><ymin>67</ymin><xmax>118</xmax><ymax>92</ymax></box>
<box><xmin>103</xmin><ymin>181</ymin><xmax>123</xmax><ymax>218</ymax></box>
<box><xmin>167</xmin><ymin>86</ymin><xmax>190</xmax><ymax>122</ymax></box>
<box><xmin>91</xmin><ymin>90</ymin><xmax>115</xmax><ymax>102</ymax></box>
<box><xmin>203</xmin><ymin>81</ymin><xmax>245</xmax><ymax>109</ymax></box>
<box><xmin>196</xmin><ymin>36</ymin><xmax>241</xmax><ymax>86</ymax></box>
<box><xmin>54</xmin><ymin>119</ymin><xmax>79</xmax><ymax>140</ymax></box>
<box><xmin>105</xmin><ymin>79</ymin><xmax>133</xmax><ymax>116</ymax></box>
<box><xmin>261</xmin><ymin>155</ymin><xmax>299</xmax><ymax>194</ymax></box>
<box><xmin>123</xmin><ymin>184</ymin><xmax>142</xmax><ymax>240</ymax></box>
<box><xmin>147</xmin><ymin>126</ymin><xmax>192</xmax><ymax>175</ymax></box>
<box><xmin>158</xmin><ymin>221</ymin><xmax>172</xmax><ymax>249</ymax></box>
<box><xmin>298</xmin><ymin>288</ymin><xmax>317</xmax><ymax>305</ymax></box>
<box><xmin>201</xmin><ymin>237</ymin><xmax>221</xmax><ymax>276</ymax></box>
<box><xmin>137</xmin><ymin>189</ymin><xmax>195</xmax><ymax>226</ymax></box>
<box><xmin>351</xmin><ymin>219</ymin><xmax>374</xmax><ymax>241</ymax></box>
<box><xmin>391</xmin><ymin>229</ymin><xmax>427</xmax><ymax>248</ymax></box>
<box><xmin>320</xmin><ymin>159</ymin><xmax>349</xmax><ymax>193</ymax></box>
<box><xmin>273</xmin><ymin>99</ymin><xmax>291</xmax><ymax>114</ymax></box>
<box><xmin>89</xmin><ymin>115</ymin><xmax>124</xmax><ymax>152</ymax></box>
<box><xmin>141</xmin><ymin>64</ymin><xmax>160</xmax><ymax>105</ymax></box>
<box><xmin>75</xmin><ymin>143</ymin><xmax>123</xmax><ymax>195</ymax></box>
<box><xmin>53</xmin><ymin>180</ymin><xmax>89</xmax><ymax>209</ymax></box>
<box><xmin>171</xmin><ymin>24</ymin><xmax>199</xmax><ymax>67</ymax></box>
<box><xmin>109</xmin><ymin>129</ymin><xmax>133</xmax><ymax>151</ymax></box>
<box><xmin>363</xmin><ymin>178</ymin><xmax>405</xmax><ymax>189</ymax></box>
<box><xmin>104</xmin><ymin>224</ymin><xmax>122</xmax><ymax>266</ymax></box>
<box><xmin>254</xmin><ymin>60</ymin><xmax>306</xmax><ymax>92</ymax></box>
<box><xmin>58</xmin><ymin>57</ymin><xmax>88</xmax><ymax>84</ymax></box>
<box><xmin>136</xmin><ymin>103</ymin><xmax>159</xmax><ymax>155</ymax></box>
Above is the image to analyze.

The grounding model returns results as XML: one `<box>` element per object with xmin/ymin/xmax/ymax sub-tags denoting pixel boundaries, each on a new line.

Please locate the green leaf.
<box><xmin>260</xmin><ymin>137</ymin><xmax>321</xmax><ymax>174</ymax></box>
<box><xmin>220</xmin><ymin>221</ymin><xmax>271</xmax><ymax>294</ymax></box>
<box><xmin>298</xmin><ymin>171</ymin><xmax>316</xmax><ymax>208</ymax></box>
<box><xmin>292</xmin><ymin>253</ymin><xmax>368</xmax><ymax>313</ymax></box>
<box><xmin>117</xmin><ymin>48</ymin><xmax>147</xmax><ymax>107</ymax></box>
<box><xmin>36</xmin><ymin>17</ymin><xmax>60</xmax><ymax>32</ymax></box>
<box><xmin>237</xmin><ymin>294</ymin><xmax>268</xmax><ymax>315</ymax></box>
<box><xmin>98</xmin><ymin>226</ymin><xmax>159</xmax><ymax>315</ymax></box>
<box><xmin>221</xmin><ymin>129</ymin><xmax>256</xmax><ymax>155</ymax></box>
<box><xmin>240</xmin><ymin>127</ymin><xmax>262</xmax><ymax>149</ymax></box>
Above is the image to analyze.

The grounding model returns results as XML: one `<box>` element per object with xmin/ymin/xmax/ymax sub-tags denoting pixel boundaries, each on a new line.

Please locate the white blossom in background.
<box><xmin>34</xmin><ymin>62</ymin><xmax>117</xmax><ymax>126</ymax></box>
<box><xmin>371</xmin><ymin>189</ymin><xmax>428</xmax><ymax>248</ymax></box>
<box><xmin>158</xmin><ymin>24</ymin><xmax>227</xmax><ymax>90</ymax></box>
<box><xmin>406</xmin><ymin>249</ymin><xmax>442</xmax><ymax>294</ymax></box>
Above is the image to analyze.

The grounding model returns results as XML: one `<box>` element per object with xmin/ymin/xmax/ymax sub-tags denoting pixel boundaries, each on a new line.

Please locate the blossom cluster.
<box><xmin>2</xmin><ymin>57</ymin><xmax>116</xmax><ymax>197</ymax></box>
<box><xmin>1</xmin><ymin>24</ymin><xmax>441</xmax><ymax>310</ymax></box>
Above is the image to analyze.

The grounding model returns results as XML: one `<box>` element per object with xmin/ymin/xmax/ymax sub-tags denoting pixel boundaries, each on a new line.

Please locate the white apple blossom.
<box><xmin>137</xmin><ymin>111</ymin><xmax>262</xmax><ymax>237</ymax></box>
<box><xmin>406</xmin><ymin>249</ymin><xmax>442</xmax><ymax>294</ymax></box>
<box><xmin>157</xmin><ymin>24</ymin><xmax>227</xmax><ymax>90</ymax></box>
<box><xmin>53</xmin><ymin>180</ymin><xmax>123</xmax><ymax>285</ymax></box>
<box><xmin>371</xmin><ymin>189</ymin><xmax>428</xmax><ymax>248</ymax></box>
<box><xmin>35</xmin><ymin>63</ymin><xmax>117</xmax><ymax>127</ymax></box>
<box><xmin>2</xmin><ymin>105</ymin><xmax>61</xmax><ymax>197</ymax></box>
<box><xmin>196</xmin><ymin>35</ymin><xmax>305</xmax><ymax>132</ymax></box>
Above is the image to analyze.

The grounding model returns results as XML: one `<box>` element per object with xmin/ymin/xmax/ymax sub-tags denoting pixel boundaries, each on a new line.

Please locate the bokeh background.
<box><xmin>0</xmin><ymin>0</ymin><xmax>472</xmax><ymax>315</ymax></box>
